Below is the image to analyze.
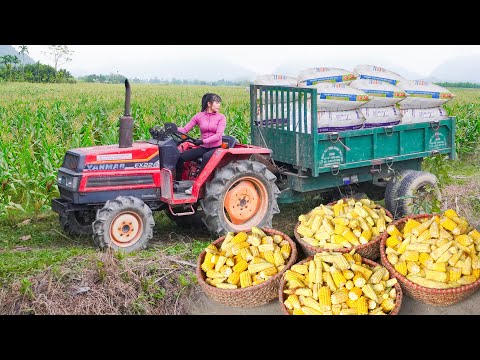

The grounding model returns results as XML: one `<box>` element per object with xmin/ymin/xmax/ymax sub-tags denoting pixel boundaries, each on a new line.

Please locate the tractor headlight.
<box><xmin>57</xmin><ymin>172</ymin><xmax>79</xmax><ymax>189</ymax></box>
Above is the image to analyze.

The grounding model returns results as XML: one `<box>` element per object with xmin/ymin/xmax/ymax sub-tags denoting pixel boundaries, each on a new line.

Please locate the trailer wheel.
<box><xmin>59</xmin><ymin>210</ymin><xmax>96</xmax><ymax>236</ymax></box>
<box><xmin>202</xmin><ymin>160</ymin><xmax>280</xmax><ymax>235</ymax></box>
<box><xmin>384</xmin><ymin>169</ymin><xmax>416</xmax><ymax>218</ymax></box>
<box><xmin>395</xmin><ymin>171</ymin><xmax>442</xmax><ymax>217</ymax></box>
<box><xmin>93</xmin><ymin>196</ymin><xmax>155</xmax><ymax>252</ymax></box>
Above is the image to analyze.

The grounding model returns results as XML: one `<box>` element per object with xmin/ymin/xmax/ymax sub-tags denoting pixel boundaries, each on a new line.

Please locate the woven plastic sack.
<box><xmin>353</xmin><ymin>64</ymin><xmax>406</xmax><ymax>86</ymax></box>
<box><xmin>360</xmin><ymin>106</ymin><xmax>401</xmax><ymax>128</ymax></box>
<box><xmin>317</xmin><ymin>109</ymin><xmax>365</xmax><ymax>132</ymax></box>
<box><xmin>297</xmin><ymin>67</ymin><xmax>356</xmax><ymax>86</ymax></box>
<box><xmin>400</xmin><ymin>106</ymin><xmax>449</xmax><ymax>124</ymax></box>
<box><xmin>350</xmin><ymin>79</ymin><xmax>407</xmax><ymax>108</ymax></box>
<box><xmin>396</xmin><ymin>80</ymin><xmax>455</xmax><ymax>109</ymax></box>
<box><xmin>309</xmin><ymin>83</ymin><xmax>370</xmax><ymax>111</ymax></box>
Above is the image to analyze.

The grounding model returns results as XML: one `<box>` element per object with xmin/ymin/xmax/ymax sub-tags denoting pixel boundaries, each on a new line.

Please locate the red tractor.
<box><xmin>51</xmin><ymin>80</ymin><xmax>280</xmax><ymax>252</ymax></box>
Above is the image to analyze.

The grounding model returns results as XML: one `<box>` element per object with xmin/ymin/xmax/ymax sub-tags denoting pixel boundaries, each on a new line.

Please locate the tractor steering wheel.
<box><xmin>164</xmin><ymin>122</ymin><xmax>199</xmax><ymax>144</ymax></box>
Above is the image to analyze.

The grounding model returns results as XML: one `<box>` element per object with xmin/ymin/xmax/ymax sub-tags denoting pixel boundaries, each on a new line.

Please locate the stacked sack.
<box><xmin>350</xmin><ymin>65</ymin><xmax>406</xmax><ymax>128</ymax></box>
<box><xmin>253</xmin><ymin>74</ymin><xmax>299</xmax><ymax>127</ymax></box>
<box><xmin>396</xmin><ymin>80</ymin><xmax>454</xmax><ymax>124</ymax></box>
<box><xmin>298</xmin><ymin>68</ymin><xmax>368</xmax><ymax>132</ymax></box>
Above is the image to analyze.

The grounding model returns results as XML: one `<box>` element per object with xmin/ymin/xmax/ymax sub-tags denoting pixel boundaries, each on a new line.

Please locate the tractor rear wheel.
<box><xmin>93</xmin><ymin>196</ymin><xmax>155</xmax><ymax>252</ymax></box>
<box><xmin>59</xmin><ymin>210</ymin><xmax>96</xmax><ymax>236</ymax></box>
<box><xmin>384</xmin><ymin>169</ymin><xmax>416</xmax><ymax>218</ymax></box>
<box><xmin>202</xmin><ymin>160</ymin><xmax>280</xmax><ymax>235</ymax></box>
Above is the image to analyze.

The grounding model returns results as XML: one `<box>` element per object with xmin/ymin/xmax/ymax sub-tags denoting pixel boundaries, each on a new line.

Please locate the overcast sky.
<box><xmin>19</xmin><ymin>45</ymin><xmax>480</xmax><ymax>80</ymax></box>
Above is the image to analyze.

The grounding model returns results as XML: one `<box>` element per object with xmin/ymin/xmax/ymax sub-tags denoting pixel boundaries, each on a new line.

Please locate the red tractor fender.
<box><xmin>190</xmin><ymin>144</ymin><xmax>272</xmax><ymax>198</ymax></box>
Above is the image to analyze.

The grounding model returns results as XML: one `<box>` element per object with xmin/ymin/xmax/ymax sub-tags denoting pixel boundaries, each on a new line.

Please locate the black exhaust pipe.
<box><xmin>119</xmin><ymin>79</ymin><xmax>133</xmax><ymax>148</ymax></box>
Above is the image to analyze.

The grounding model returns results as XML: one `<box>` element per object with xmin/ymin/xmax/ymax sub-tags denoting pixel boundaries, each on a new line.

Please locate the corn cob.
<box><xmin>430</xmin><ymin>241</ymin><xmax>453</xmax><ymax>261</ymax></box>
<box><xmin>205</xmin><ymin>244</ymin><xmax>219</xmax><ymax>254</ymax></box>
<box><xmin>401</xmin><ymin>250</ymin><xmax>419</xmax><ymax>262</ymax></box>
<box><xmin>419</xmin><ymin>252</ymin><xmax>432</xmax><ymax>266</ymax></box>
<box><xmin>407</xmin><ymin>261</ymin><xmax>421</xmax><ymax>274</ymax></box>
<box><xmin>386</xmin><ymin>235</ymin><xmax>401</xmax><ymax>248</ymax></box>
<box><xmin>342</xmin><ymin>269</ymin><xmax>354</xmax><ymax>280</ymax></box>
<box><xmin>403</xmin><ymin>218</ymin><xmax>421</xmax><ymax>234</ymax></box>
<box><xmin>232</xmin><ymin>259</ymin><xmax>248</xmax><ymax>273</ymax></box>
<box><xmin>210</xmin><ymin>277</ymin><xmax>227</xmax><ymax>284</ymax></box>
<box><xmin>215</xmin><ymin>283</ymin><xmax>238</xmax><ymax>289</ymax></box>
<box><xmin>426</xmin><ymin>261</ymin><xmax>447</xmax><ymax>272</ymax></box>
<box><xmin>351</xmin><ymin>263</ymin><xmax>373</xmax><ymax>280</ymax></box>
<box><xmin>273</xmin><ymin>251</ymin><xmax>285</xmax><ymax>267</ymax></box>
<box><xmin>301</xmin><ymin>306</ymin><xmax>323</xmax><ymax>315</ymax></box>
<box><xmin>425</xmin><ymin>269</ymin><xmax>448</xmax><ymax>283</ymax></box>
<box><xmin>396</xmin><ymin>238</ymin><xmax>410</xmax><ymax>255</ymax></box>
<box><xmin>284</xmin><ymin>270</ymin><xmax>305</xmax><ymax>282</ymax></box>
<box><xmin>260</xmin><ymin>266</ymin><xmax>278</xmax><ymax>278</ymax></box>
<box><xmin>330</xmin><ymin>267</ymin><xmax>347</xmax><ymax>288</ymax></box>
<box><xmin>356</xmin><ymin>296</ymin><xmax>369</xmax><ymax>315</ymax></box>
<box><xmin>469</xmin><ymin>229</ymin><xmax>480</xmax><ymax>243</ymax></box>
<box><xmin>361</xmin><ymin>284</ymin><xmax>379</xmax><ymax>302</ymax></box>
<box><xmin>323</xmin><ymin>271</ymin><xmax>337</xmax><ymax>292</ymax></box>
<box><xmin>330</xmin><ymin>287</ymin><xmax>349</xmax><ymax>304</ymax></box>
<box><xmin>394</xmin><ymin>261</ymin><xmax>408</xmax><ymax>276</ymax></box>
<box><xmin>291</xmin><ymin>264</ymin><xmax>309</xmax><ymax>274</ymax></box>
<box><xmin>280</xmin><ymin>244</ymin><xmax>291</xmax><ymax>259</ymax></box>
<box><xmin>353</xmin><ymin>253</ymin><xmax>362</xmax><ymax>264</ymax></box>
<box><xmin>340</xmin><ymin>308</ymin><xmax>358</xmax><ymax>315</ymax></box>
<box><xmin>317</xmin><ymin>286</ymin><xmax>332</xmax><ymax>311</ymax></box>
<box><xmin>456</xmin><ymin>275</ymin><xmax>477</xmax><ymax>285</ymax></box>
<box><xmin>387</xmin><ymin>253</ymin><xmax>399</xmax><ymax>265</ymax></box>
<box><xmin>380</xmin><ymin>298</ymin><xmax>396</xmax><ymax>312</ymax></box>
<box><xmin>348</xmin><ymin>287</ymin><xmax>363</xmax><ymax>301</ymax></box>
<box><xmin>239</xmin><ymin>271</ymin><xmax>252</xmax><ymax>288</ymax></box>
<box><xmin>411</xmin><ymin>217</ymin><xmax>435</xmax><ymax>236</ymax></box>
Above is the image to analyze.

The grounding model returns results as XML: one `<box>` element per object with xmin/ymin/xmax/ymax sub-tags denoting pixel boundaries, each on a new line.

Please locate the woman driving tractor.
<box><xmin>175</xmin><ymin>93</ymin><xmax>226</xmax><ymax>194</ymax></box>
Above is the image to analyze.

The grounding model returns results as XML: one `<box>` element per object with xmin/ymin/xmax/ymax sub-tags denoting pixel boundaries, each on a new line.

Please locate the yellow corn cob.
<box><xmin>205</xmin><ymin>244</ymin><xmax>219</xmax><ymax>254</ymax></box>
<box><xmin>385</xmin><ymin>247</ymin><xmax>398</xmax><ymax>256</ymax></box>
<box><xmin>297</xmin><ymin>224</ymin><xmax>315</xmax><ymax>238</ymax></box>
<box><xmin>333</xmin><ymin>216</ymin><xmax>349</xmax><ymax>226</ymax></box>
<box><xmin>419</xmin><ymin>252</ymin><xmax>432</xmax><ymax>266</ymax></box>
<box><xmin>386</xmin><ymin>225</ymin><xmax>401</xmax><ymax>237</ymax></box>
<box><xmin>365</xmin><ymin>216</ymin><xmax>375</xmax><ymax>227</ymax></box>
<box><xmin>371</xmin><ymin>227</ymin><xmax>380</xmax><ymax>236</ymax></box>
<box><xmin>429</xmin><ymin>220</ymin><xmax>440</xmax><ymax>238</ymax></box>
<box><xmin>385</xmin><ymin>278</ymin><xmax>397</xmax><ymax>287</ymax></box>
<box><xmin>455</xmin><ymin>235</ymin><xmax>473</xmax><ymax>247</ymax></box>
<box><xmin>340</xmin><ymin>308</ymin><xmax>358</xmax><ymax>315</ymax></box>
<box><xmin>323</xmin><ymin>271</ymin><xmax>337</xmax><ymax>292</ymax></box>
<box><xmin>440</xmin><ymin>218</ymin><xmax>457</xmax><ymax>232</ymax></box>
<box><xmin>452</xmin><ymin>222</ymin><xmax>469</xmax><ymax>236</ymax></box>
<box><xmin>353</xmin><ymin>253</ymin><xmax>362</xmax><ymax>264</ymax></box>
<box><xmin>396</xmin><ymin>238</ymin><xmax>411</xmax><ymax>255</ymax></box>
<box><xmin>258</xmin><ymin>243</ymin><xmax>275</xmax><ymax>253</ymax></box>
<box><xmin>425</xmin><ymin>269</ymin><xmax>448</xmax><ymax>283</ymax></box>
<box><xmin>261</xmin><ymin>236</ymin><xmax>274</xmax><ymax>245</ymax></box>
<box><xmin>462</xmin><ymin>257</ymin><xmax>472</xmax><ymax>276</ymax></box>
<box><xmin>401</xmin><ymin>250</ymin><xmax>419</xmax><ymax>262</ymax></box>
<box><xmin>469</xmin><ymin>229</ymin><xmax>480</xmax><ymax>243</ymax></box>
<box><xmin>403</xmin><ymin>218</ymin><xmax>421</xmax><ymax>234</ymax></box>
<box><xmin>331</xmin><ymin>234</ymin><xmax>352</xmax><ymax>248</ymax></box>
<box><xmin>351</xmin><ymin>263</ymin><xmax>372</xmax><ymax>280</ymax></box>
<box><xmin>345</xmin><ymin>280</ymin><xmax>354</xmax><ymax>290</ymax></box>
<box><xmin>230</xmin><ymin>232</ymin><xmax>247</xmax><ymax>244</ymax></box>
<box><xmin>435</xmin><ymin>248</ymin><xmax>453</xmax><ymax>264</ymax></box>
<box><xmin>215</xmin><ymin>283</ymin><xmax>238</xmax><ymax>289</ymax></box>
<box><xmin>247</xmin><ymin>246</ymin><xmax>258</xmax><ymax>258</ymax></box>
<box><xmin>330</xmin><ymin>267</ymin><xmax>347</xmax><ymax>288</ymax></box>
<box><xmin>260</xmin><ymin>266</ymin><xmax>278</xmax><ymax>278</ymax></box>
<box><xmin>380</xmin><ymin>298</ymin><xmax>396</xmax><ymax>312</ymax></box>
<box><xmin>210</xmin><ymin>277</ymin><xmax>227</xmax><ymax>284</ymax></box>
<box><xmin>426</xmin><ymin>262</ymin><xmax>447</xmax><ymax>272</ymax></box>
<box><xmin>430</xmin><ymin>241</ymin><xmax>453</xmax><ymax>261</ymax></box>
<box><xmin>219</xmin><ymin>264</ymin><xmax>233</xmax><ymax>278</ymax></box>
<box><xmin>361</xmin><ymin>284</ymin><xmax>379</xmax><ymax>302</ymax></box>
<box><xmin>387</xmin><ymin>253</ymin><xmax>399</xmax><ymax>265</ymax></box>
<box><xmin>376</xmin><ymin>216</ymin><xmax>386</xmax><ymax>233</ymax></box>
<box><xmin>411</xmin><ymin>217</ymin><xmax>435</xmax><ymax>237</ymax></box>
<box><xmin>291</xmin><ymin>264</ymin><xmax>309</xmax><ymax>275</ymax></box>
<box><xmin>308</xmin><ymin>260</ymin><xmax>316</xmax><ymax>284</ymax></box>
<box><xmin>352</xmin><ymin>273</ymin><xmax>366</xmax><ymax>288</ymax></box>
<box><xmin>444</xmin><ymin>209</ymin><xmax>458</xmax><ymax>219</ymax></box>
<box><xmin>280</xmin><ymin>244</ymin><xmax>291</xmax><ymax>259</ymax></box>
<box><xmin>322</xmin><ymin>218</ymin><xmax>335</xmax><ymax>235</ymax></box>
<box><xmin>262</xmin><ymin>250</ymin><xmax>275</xmax><ymax>265</ymax></box>
<box><xmin>287</xmin><ymin>294</ymin><xmax>302</xmax><ymax>310</ymax></box>
<box><xmin>339</xmin><ymin>229</ymin><xmax>358</xmax><ymax>246</ymax></box>
<box><xmin>226</xmin><ymin>271</ymin><xmax>240</xmax><ymax>285</ymax></box>
<box><xmin>456</xmin><ymin>275</ymin><xmax>477</xmax><ymax>285</ymax></box>
<box><xmin>330</xmin><ymin>304</ymin><xmax>341</xmax><ymax>315</ymax></box>
<box><xmin>370</xmin><ymin>267</ymin><xmax>388</xmax><ymax>284</ymax></box>
<box><xmin>284</xmin><ymin>270</ymin><xmax>305</xmax><ymax>282</ymax></box>
<box><xmin>334</xmin><ymin>224</ymin><xmax>349</xmax><ymax>236</ymax></box>
<box><xmin>473</xmin><ymin>269</ymin><xmax>480</xmax><ymax>279</ymax></box>
<box><xmin>358</xmin><ymin>230</ymin><xmax>372</xmax><ymax>245</ymax></box>
<box><xmin>318</xmin><ymin>286</ymin><xmax>332</xmax><ymax>311</ymax></box>
<box><xmin>407</xmin><ymin>261</ymin><xmax>421</xmax><ymax>274</ymax></box>
<box><xmin>356</xmin><ymin>296</ymin><xmax>369</xmax><ymax>315</ymax></box>
<box><xmin>343</xmin><ymin>253</ymin><xmax>355</xmax><ymax>263</ymax></box>
<box><xmin>372</xmin><ymin>283</ymin><xmax>385</xmax><ymax>292</ymax></box>
<box><xmin>301</xmin><ymin>306</ymin><xmax>323</xmax><ymax>315</ymax></box>
<box><xmin>331</xmin><ymin>287</ymin><xmax>348</xmax><ymax>304</ymax></box>
<box><xmin>239</xmin><ymin>271</ymin><xmax>252</xmax><ymax>288</ymax></box>
<box><xmin>348</xmin><ymin>287</ymin><xmax>363</xmax><ymax>301</ymax></box>
<box><xmin>273</xmin><ymin>251</ymin><xmax>285</xmax><ymax>267</ymax></box>
<box><xmin>303</xmin><ymin>296</ymin><xmax>323</xmax><ymax>312</ymax></box>
<box><xmin>232</xmin><ymin>259</ymin><xmax>248</xmax><ymax>273</ymax></box>
<box><xmin>394</xmin><ymin>261</ymin><xmax>408</xmax><ymax>276</ymax></box>
<box><xmin>416</xmin><ymin>228</ymin><xmax>432</xmax><ymax>243</ymax></box>
<box><xmin>295</xmin><ymin>288</ymin><xmax>313</xmax><ymax>297</ymax></box>
<box><xmin>386</xmin><ymin>235</ymin><xmax>401</xmax><ymax>248</ymax></box>
<box><xmin>406</xmin><ymin>243</ymin><xmax>431</xmax><ymax>253</ymax></box>
<box><xmin>248</xmin><ymin>261</ymin><xmax>274</xmax><ymax>274</ymax></box>
<box><xmin>288</xmin><ymin>279</ymin><xmax>305</xmax><ymax>289</ymax></box>
<box><xmin>342</xmin><ymin>269</ymin><xmax>354</xmax><ymax>280</ymax></box>
<box><xmin>449</xmin><ymin>267</ymin><xmax>462</xmax><ymax>282</ymax></box>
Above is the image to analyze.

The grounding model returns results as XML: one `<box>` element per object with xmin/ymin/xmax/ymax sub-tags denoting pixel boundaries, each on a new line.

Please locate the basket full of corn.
<box><xmin>196</xmin><ymin>227</ymin><xmax>298</xmax><ymax>307</ymax></box>
<box><xmin>294</xmin><ymin>198</ymin><xmax>393</xmax><ymax>260</ymax></box>
<box><xmin>379</xmin><ymin>209</ymin><xmax>480</xmax><ymax>306</ymax></box>
<box><xmin>278</xmin><ymin>251</ymin><xmax>403</xmax><ymax>315</ymax></box>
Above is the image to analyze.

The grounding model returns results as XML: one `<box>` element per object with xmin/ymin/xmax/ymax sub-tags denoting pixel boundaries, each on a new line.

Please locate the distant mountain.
<box><xmin>0</xmin><ymin>45</ymin><xmax>36</xmax><ymax>64</ymax></box>
<box><xmin>429</xmin><ymin>55</ymin><xmax>480</xmax><ymax>83</ymax></box>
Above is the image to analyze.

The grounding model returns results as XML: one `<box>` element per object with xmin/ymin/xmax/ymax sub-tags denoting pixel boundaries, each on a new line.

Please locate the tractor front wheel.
<box><xmin>59</xmin><ymin>210</ymin><xmax>96</xmax><ymax>237</ymax></box>
<box><xmin>93</xmin><ymin>196</ymin><xmax>155</xmax><ymax>252</ymax></box>
<box><xmin>202</xmin><ymin>160</ymin><xmax>280</xmax><ymax>235</ymax></box>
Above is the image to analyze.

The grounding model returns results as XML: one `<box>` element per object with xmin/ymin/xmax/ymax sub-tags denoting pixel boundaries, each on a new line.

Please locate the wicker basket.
<box><xmin>294</xmin><ymin>199</ymin><xmax>393</xmax><ymax>260</ymax></box>
<box><xmin>379</xmin><ymin>214</ymin><xmax>480</xmax><ymax>306</ymax></box>
<box><xmin>278</xmin><ymin>255</ymin><xmax>403</xmax><ymax>315</ymax></box>
<box><xmin>196</xmin><ymin>228</ymin><xmax>298</xmax><ymax>307</ymax></box>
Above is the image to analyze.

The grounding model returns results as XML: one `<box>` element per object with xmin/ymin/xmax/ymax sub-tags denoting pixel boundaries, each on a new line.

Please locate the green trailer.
<box><xmin>250</xmin><ymin>84</ymin><xmax>456</xmax><ymax>218</ymax></box>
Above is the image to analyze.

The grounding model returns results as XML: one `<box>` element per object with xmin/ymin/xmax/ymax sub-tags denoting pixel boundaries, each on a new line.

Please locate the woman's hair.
<box><xmin>201</xmin><ymin>93</ymin><xmax>222</xmax><ymax>111</ymax></box>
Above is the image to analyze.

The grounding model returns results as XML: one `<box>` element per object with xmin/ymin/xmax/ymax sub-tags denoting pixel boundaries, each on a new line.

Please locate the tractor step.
<box><xmin>173</xmin><ymin>180</ymin><xmax>194</xmax><ymax>193</ymax></box>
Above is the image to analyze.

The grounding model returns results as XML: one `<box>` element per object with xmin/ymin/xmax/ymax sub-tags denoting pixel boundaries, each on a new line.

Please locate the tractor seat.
<box><xmin>195</xmin><ymin>136</ymin><xmax>238</xmax><ymax>165</ymax></box>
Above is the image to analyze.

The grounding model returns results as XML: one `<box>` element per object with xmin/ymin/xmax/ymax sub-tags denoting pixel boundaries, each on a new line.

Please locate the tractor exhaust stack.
<box><xmin>119</xmin><ymin>79</ymin><xmax>134</xmax><ymax>148</ymax></box>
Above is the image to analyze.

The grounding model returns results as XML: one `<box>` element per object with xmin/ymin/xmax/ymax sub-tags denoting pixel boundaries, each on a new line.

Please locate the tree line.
<box><xmin>435</xmin><ymin>82</ymin><xmax>480</xmax><ymax>88</ymax></box>
<box><xmin>0</xmin><ymin>45</ymin><xmax>76</xmax><ymax>83</ymax></box>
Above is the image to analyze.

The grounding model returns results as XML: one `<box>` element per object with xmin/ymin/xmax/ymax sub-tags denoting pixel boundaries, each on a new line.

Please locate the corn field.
<box><xmin>0</xmin><ymin>82</ymin><xmax>478</xmax><ymax>217</ymax></box>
